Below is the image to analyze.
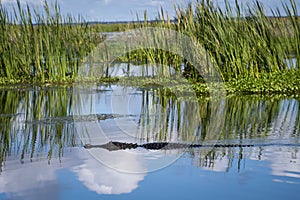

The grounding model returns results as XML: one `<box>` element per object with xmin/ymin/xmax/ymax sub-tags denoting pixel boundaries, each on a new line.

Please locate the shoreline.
<box><xmin>0</xmin><ymin>71</ymin><xmax>299</xmax><ymax>97</ymax></box>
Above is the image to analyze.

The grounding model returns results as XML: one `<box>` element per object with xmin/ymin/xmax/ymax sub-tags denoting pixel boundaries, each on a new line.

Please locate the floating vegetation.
<box><xmin>116</xmin><ymin>69</ymin><xmax>300</xmax><ymax>97</ymax></box>
<box><xmin>225</xmin><ymin>69</ymin><xmax>300</xmax><ymax>94</ymax></box>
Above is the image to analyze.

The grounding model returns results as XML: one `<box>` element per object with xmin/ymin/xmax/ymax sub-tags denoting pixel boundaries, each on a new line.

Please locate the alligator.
<box><xmin>83</xmin><ymin>141</ymin><xmax>255</xmax><ymax>151</ymax></box>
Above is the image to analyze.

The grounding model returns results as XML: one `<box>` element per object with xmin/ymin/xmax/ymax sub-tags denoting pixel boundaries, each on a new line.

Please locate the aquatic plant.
<box><xmin>0</xmin><ymin>0</ymin><xmax>102</xmax><ymax>83</ymax></box>
<box><xmin>116</xmin><ymin>68</ymin><xmax>300</xmax><ymax>96</ymax></box>
<box><xmin>0</xmin><ymin>0</ymin><xmax>300</xmax><ymax>96</ymax></box>
<box><xmin>109</xmin><ymin>0</ymin><xmax>300</xmax><ymax>88</ymax></box>
<box><xmin>174</xmin><ymin>0</ymin><xmax>300</xmax><ymax>80</ymax></box>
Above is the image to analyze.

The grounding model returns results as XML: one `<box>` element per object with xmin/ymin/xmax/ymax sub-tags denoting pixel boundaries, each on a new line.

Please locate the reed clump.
<box><xmin>174</xmin><ymin>0</ymin><xmax>300</xmax><ymax>81</ymax></box>
<box><xmin>115</xmin><ymin>0</ymin><xmax>300</xmax><ymax>87</ymax></box>
<box><xmin>1</xmin><ymin>0</ymin><xmax>300</xmax><ymax>93</ymax></box>
<box><xmin>0</xmin><ymin>0</ymin><xmax>102</xmax><ymax>83</ymax></box>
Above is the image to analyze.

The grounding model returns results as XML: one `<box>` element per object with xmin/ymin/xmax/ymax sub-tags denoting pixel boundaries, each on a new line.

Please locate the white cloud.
<box><xmin>0</xmin><ymin>147</ymin><xmax>146</xmax><ymax>197</ymax></box>
<box><xmin>73</xmin><ymin>161</ymin><xmax>144</xmax><ymax>194</ymax></box>
<box><xmin>0</xmin><ymin>156</ymin><xmax>65</xmax><ymax>200</ymax></box>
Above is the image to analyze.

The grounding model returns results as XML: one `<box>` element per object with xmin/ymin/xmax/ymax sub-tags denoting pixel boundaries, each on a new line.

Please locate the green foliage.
<box><xmin>0</xmin><ymin>0</ymin><xmax>102</xmax><ymax>83</ymax></box>
<box><xmin>116</xmin><ymin>69</ymin><xmax>300</xmax><ymax>97</ymax></box>
<box><xmin>226</xmin><ymin>69</ymin><xmax>300</xmax><ymax>94</ymax></box>
<box><xmin>1</xmin><ymin>0</ymin><xmax>300</xmax><ymax>95</ymax></box>
<box><xmin>174</xmin><ymin>0</ymin><xmax>300</xmax><ymax>80</ymax></box>
<box><xmin>112</xmin><ymin>0</ymin><xmax>300</xmax><ymax>93</ymax></box>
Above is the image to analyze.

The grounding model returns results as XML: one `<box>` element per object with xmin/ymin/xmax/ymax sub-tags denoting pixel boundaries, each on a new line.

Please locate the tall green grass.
<box><xmin>1</xmin><ymin>0</ymin><xmax>300</xmax><ymax>85</ymax></box>
<box><xmin>0</xmin><ymin>0</ymin><xmax>102</xmax><ymax>83</ymax></box>
<box><xmin>113</xmin><ymin>0</ymin><xmax>300</xmax><ymax>83</ymax></box>
<box><xmin>174</xmin><ymin>0</ymin><xmax>300</xmax><ymax>80</ymax></box>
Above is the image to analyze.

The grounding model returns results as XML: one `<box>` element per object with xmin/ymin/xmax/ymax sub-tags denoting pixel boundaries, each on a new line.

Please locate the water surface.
<box><xmin>0</xmin><ymin>85</ymin><xmax>299</xmax><ymax>199</ymax></box>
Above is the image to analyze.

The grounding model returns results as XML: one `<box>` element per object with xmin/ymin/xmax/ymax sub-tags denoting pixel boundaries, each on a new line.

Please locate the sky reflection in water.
<box><xmin>0</xmin><ymin>85</ymin><xmax>299</xmax><ymax>199</ymax></box>
<box><xmin>0</xmin><ymin>0</ymin><xmax>300</xmax><ymax>198</ymax></box>
<box><xmin>0</xmin><ymin>146</ymin><xmax>300</xmax><ymax>200</ymax></box>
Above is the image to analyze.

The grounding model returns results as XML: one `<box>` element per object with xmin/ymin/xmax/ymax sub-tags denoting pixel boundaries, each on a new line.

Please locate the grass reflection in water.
<box><xmin>0</xmin><ymin>86</ymin><xmax>299</xmax><ymax>171</ymax></box>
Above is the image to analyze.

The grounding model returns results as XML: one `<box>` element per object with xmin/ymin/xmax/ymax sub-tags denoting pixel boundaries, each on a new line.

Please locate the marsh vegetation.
<box><xmin>0</xmin><ymin>1</ymin><xmax>102</xmax><ymax>83</ymax></box>
<box><xmin>0</xmin><ymin>0</ymin><xmax>299</xmax><ymax>93</ymax></box>
<box><xmin>116</xmin><ymin>0</ymin><xmax>300</xmax><ymax>94</ymax></box>
<box><xmin>0</xmin><ymin>1</ymin><xmax>300</xmax><ymax>199</ymax></box>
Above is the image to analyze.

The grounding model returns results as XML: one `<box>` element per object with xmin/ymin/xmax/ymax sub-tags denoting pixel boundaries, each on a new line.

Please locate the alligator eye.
<box><xmin>84</xmin><ymin>144</ymin><xmax>92</xmax><ymax>149</ymax></box>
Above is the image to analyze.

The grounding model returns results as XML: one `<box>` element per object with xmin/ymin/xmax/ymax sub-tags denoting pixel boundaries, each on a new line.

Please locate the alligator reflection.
<box><xmin>0</xmin><ymin>85</ymin><xmax>300</xmax><ymax>196</ymax></box>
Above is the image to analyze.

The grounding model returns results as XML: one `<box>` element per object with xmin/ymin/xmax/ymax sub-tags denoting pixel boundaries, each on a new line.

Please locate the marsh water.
<box><xmin>0</xmin><ymin>81</ymin><xmax>299</xmax><ymax>200</ymax></box>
